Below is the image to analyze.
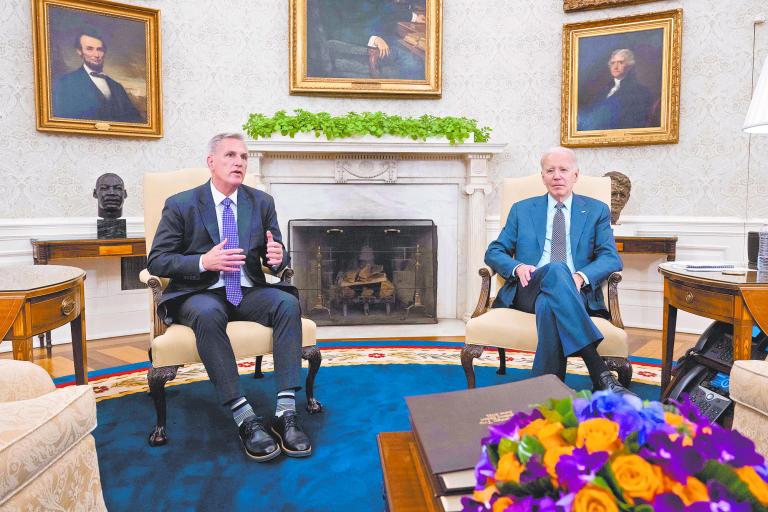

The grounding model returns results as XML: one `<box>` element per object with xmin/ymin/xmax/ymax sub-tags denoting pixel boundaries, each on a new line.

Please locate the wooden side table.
<box><xmin>31</xmin><ymin>237</ymin><xmax>146</xmax><ymax>264</ymax></box>
<box><xmin>615</xmin><ymin>235</ymin><xmax>677</xmax><ymax>261</ymax></box>
<box><xmin>0</xmin><ymin>265</ymin><xmax>88</xmax><ymax>384</ymax></box>
<box><xmin>378</xmin><ymin>431</ymin><xmax>442</xmax><ymax>512</ymax></box>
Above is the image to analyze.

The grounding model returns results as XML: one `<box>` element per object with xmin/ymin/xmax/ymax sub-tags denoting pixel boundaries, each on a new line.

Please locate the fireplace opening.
<box><xmin>288</xmin><ymin>219</ymin><xmax>437</xmax><ymax>326</ymax></box>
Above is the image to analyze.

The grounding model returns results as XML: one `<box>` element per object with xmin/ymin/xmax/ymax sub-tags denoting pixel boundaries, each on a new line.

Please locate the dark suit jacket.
<box><xmin>147</xmin><ymin>181</ymin><xmax>295</xmax><ymax>323</ymax></box>
<box><xmin>484</xmin><ymin>193</ymin><xmax>622</xmax><ymax>313</ymax></box>
<box><xmin>578</xmin><ymin>73</ymin><xmax>653</xmax><ymax>131</ymax></box>
<box><xmin>52</xmin><ymin>67</ymin><xmax>143</xmax><ymax>123</ymax></box>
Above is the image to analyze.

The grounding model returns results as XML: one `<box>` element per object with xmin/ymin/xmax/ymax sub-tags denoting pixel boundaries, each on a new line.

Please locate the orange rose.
<box><xmin>576</xmin><ymin>418</ymin><xmax>620</xmax><ymax>453</ymax></box>
<box><xmin>543</xmin><ymin>445</ymin><xmax>575</xmax><ymax>481</ymax></box>
<box><xmin>664</xmin><ymin>412</ymin><xmax>684</xmax><ymax>427</ymax></box>
<box><xmin>519</xmin><ymin>418</ymin><xmax>548</xmax><ymax>439</ymax></box>
<box><xmin>735</xmin><ymin>466</ymin><xmax>768</xmax><ymax>505</ymax></box>
<box><xmin>611</xmin><ymin>455</ymin><xmax>663</xmax><ymax>503</ymax></box>
<box><xmin>472</xmin><ymin>483</ymin><xmax>497</xmax><ymax>505</ymax></box>
<box><xmin>662</xmin><ymin>474</ymin><xmax>709</xmax><ymax>505</ymax></box>
<box><xmin>492</xmin><ymin>496</ymin><xmax>514</xmax><ymax>512</ymax></box>
<box><xmin>537</xmin><ymin>421</ymin><xmax>567</xmax><ymax>450</ymax></box>
<box><xmin>573</xmin><ymin>485</ymin><xmax>619</xmax><ymax>512</ymax></box>
<box><xmin>495</xmin><ymin>452</ymin><xmax>524</xmax><ymax>483</ymax></box>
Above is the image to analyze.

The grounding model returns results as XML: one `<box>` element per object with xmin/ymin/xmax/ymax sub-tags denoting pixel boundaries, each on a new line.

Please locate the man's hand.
<box><xmin>413</xmin><ymin>13</ymin><xmax>426</xmax><ymax>23</ymax></box>
<box><xmin>572</xmin><ymin>273</ymin><xmax>584</xmax><ymax>290</ymax></box>
<box><xmin>266</xmin><ymin>231</ymin><xmax>283</xmax><ymax>267</ymax></box>
<box><xmin>202</xmin><ymin>239</ymin><xmax>245</xmax><ymax>272</ymax></box>
<box><xmin>371</xmin><ymin>36</ymin><xmax>390</xmax><ymax>57</ymax></box>
<box><xmin>515</xmin><ymin>264</ymin><xmax>537</xmax><ymax>287</ymax></box>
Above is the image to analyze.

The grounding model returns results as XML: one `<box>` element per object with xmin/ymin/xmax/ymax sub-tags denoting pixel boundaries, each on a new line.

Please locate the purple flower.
<box><xmin>483</xmin><ymin>409</ymin><xmax>543</xmax><ymax>445</ymax></box>
<box><xmin>693</xmin><ymin>426</ymin><xmax>764</xmax><ymax>468</ymax></box>
<box><xmin>672</xmin><ymin>394</ymin><xmax>712</xmax><ymax>427</ymax></box>
<box><xmin>473</xmin><ymin>446</ymin><xmax>496</xmax><ymax>489</ymax></box>
<box><xmin>461</xmin><ymin>496</ymin><xmax>490</xmax><ymax>512</ymax></box>
<box><xmin>653</xmin><ymin>492</ymin><xmax>686</xmax><ymax>512</ymax></box>
<box><xmin>555</xmin><ymin>447</ymin><xmax>609</xmax><ymax>492</ymax></box>
<box><xmin>505</xmin><ymin>495</ymin><xmax>564</xmax><ymax>512</ymax></box>
<box><xmin>755</xmin><ymin>461</ymin><xmax>768</xmax><ymax>482</ymax></box>
<box><xmin>640</xmin><ymin>431</ymin><xmax>704</xmax><ymax>482</ymax></box>
<box><xmin>520</xmin><ymin>455</ymin><xmax>549</xmax><ymax>484</ymax></box>
<box><xmin>573</xmin><ymin>390</ymin><xmax>626</xmax><ymax>421</ymax></box>
<box><xmin>687</xmin><ymin>481</ymin><xmax>753</xmax><ymax>512</ymax></box>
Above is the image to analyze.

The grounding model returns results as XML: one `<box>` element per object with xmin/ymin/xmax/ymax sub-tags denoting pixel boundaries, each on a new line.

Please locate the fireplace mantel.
<box><xmin>246</xmin><ymin>137</ymin><xmax>507</xmax><ymax>322</ymax></box>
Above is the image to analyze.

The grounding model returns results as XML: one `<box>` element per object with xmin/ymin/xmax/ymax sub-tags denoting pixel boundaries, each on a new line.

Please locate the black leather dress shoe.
<box><xmin>597</xmin><ymin>371</ymin><xmax>639</xmax><ymax>398</ymax></box>
<box><xmin>239</xmin><ymin>416</ymin><xmax>281</xmax><ymax>462</ymax></box>
<box><xmin>271</xmin><ymin>411</ymin><xmax>312</xmax><ymax>457</ymax></box>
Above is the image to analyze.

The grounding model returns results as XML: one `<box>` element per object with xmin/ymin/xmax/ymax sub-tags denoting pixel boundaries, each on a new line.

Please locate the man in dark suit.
<box><xmin>578</xmin><ymin>49</ymin><xmax>654</xmax><ymax>131</ymax></box>
<box><xmin>485</xmin><ymin>147</ymin><xmax>634</xmax><ymax>395</ymax></box>
<box><xmin>147</xmin><ymin>133</ymin><xmax>311</xmax><ymax>462</ymax></box>
<box><xmin>52</xmin><ymin>30</ymin><xmax>143</xmax><ymax>123</ymax></box>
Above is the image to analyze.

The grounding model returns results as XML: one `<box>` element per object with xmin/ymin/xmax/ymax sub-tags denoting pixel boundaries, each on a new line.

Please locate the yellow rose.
<box><xmin>611</xmin><ymin>454</ymin><xmax>663</xmax><ymax>503</ymax></box>
<box><xmin>492</xmin><ymin>496</ymin><xmax>514</xmax><ymax>512</ymax></box>
<box><xmin>543</xmin><ymin>445</ymin><xmax>575</xmax><ymax>481</ymax></box>
<box><xmin>495</xmin><ymin>452</ymin><xmax>524</xmax><ymax>483</ymax></box>
<box><xmin>573</xmin><ymin>485</ymin><xmax>619</xmax><ymax>512</ymax></box>
<box><xmin>664</xmin><ymin>412</ymin><xmax>684</xmax><ymax>427</ymax></box>
<box><xmin>662</xmin><ymin>474</ymin><xmax>709</xmax><ymax>505</ymax></box>
<box><xmin>576</xmin><ymin>418</ymin><xmax>620</xmax><ymax>453</ymax></box>
<box><xmin>537</xmin><ymin>421</ymin><xmax>567</xmax><ymax>450</ymax></box>
<box><xmin>736</xmin><ymin>466</ymin><xmax>768</xmax><ymax>505</ymax></box>
<box><xmin>519</xmin><ymin>418</ymin><xmax>548</xmax><ymax>439</ymax></box>
<box><xmin>472</xmin><ymin>482</ymin><xmax>497</xmax><ymax>505</ymax></box>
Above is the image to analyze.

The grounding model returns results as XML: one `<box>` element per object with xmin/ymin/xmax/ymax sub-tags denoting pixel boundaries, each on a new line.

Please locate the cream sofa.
<box><xmin>0</xmin><ymin>360</ymin><xmax>106</xmax><ymax>511</ymax></box>
<box><xmin>731</xmin><ymin>359</ymin><xmax>768</xmax><ymax>457</ymax></box>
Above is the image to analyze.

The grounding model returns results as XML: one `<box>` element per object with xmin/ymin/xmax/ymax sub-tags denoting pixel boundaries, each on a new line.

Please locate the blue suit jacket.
<box><xmin>147</xmin><ymin>181</ymin><xmax>295</xmax><ymax>322</ymax></box>
<box><xmin>485</xmin><ymin>193</ymin><xmax>622</xmax><ymax>312</ymax></box>
<box><xmin>52</xmin><ymin>67</ymin><xmax>143</xmax><ymax>123</ymax></box>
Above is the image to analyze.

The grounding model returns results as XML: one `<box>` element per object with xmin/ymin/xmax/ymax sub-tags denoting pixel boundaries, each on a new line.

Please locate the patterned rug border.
<box><xmin>72</xmin><ymin>344</ymin><xmax>662</xmax><ymax>402</ymax></box>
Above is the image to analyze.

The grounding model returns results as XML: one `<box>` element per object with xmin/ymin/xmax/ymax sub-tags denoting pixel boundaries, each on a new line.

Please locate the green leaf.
<box><xmin>498</xmin><ymin>438</ymin><xmax>518</xmax><ymax>459</ymax></box>
<box><xmin>517</xmin><ymin>435</ymin><xmax>545</xmax><ymax>464</ymax></box>
<box><xmin>697</xmin><ymin>460</ymin><xmax>765</xmax><ymax>509</ymax></box>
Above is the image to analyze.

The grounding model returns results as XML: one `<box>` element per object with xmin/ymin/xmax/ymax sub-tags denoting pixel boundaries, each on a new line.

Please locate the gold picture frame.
<box><xmin>564</xmin><ymin>0</ymin><xmax>662</xmax><ymax>12</ymax></box>
<box><xmin>561</xmin><ymin>9</ymin><xmax>682</xmax><ymax>148</ymax></box>
<box><xmin>32</xmin><ymin>0</ymin><xmax>162</xmax><ymax>138</ymax></box>
<box><xmin>289</xmin><ymin>0</ymin><xmax>442</xmax><ymax>98</ymax></box>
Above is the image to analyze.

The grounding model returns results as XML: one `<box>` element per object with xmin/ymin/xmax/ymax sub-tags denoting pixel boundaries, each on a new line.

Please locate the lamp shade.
<box><xmin>744</xmin><ymin>55</ymin><xmax>768</xmax><ymax>134</ymax></box>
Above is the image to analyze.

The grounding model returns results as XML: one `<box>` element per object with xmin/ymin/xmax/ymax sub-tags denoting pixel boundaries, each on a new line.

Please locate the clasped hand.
<box><xmin>202</xmin><ymin>239</ymin><xmax>245</xmax><ymax>272</ymax></box>
<box><xmin>515</xmin><ymin>264</ymin><xmax>584</xmax><ymax>289</ymax></box>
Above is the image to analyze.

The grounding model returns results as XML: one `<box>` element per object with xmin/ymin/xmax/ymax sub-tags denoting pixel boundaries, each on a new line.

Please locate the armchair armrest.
<box><xmin>262</xmin><ymin>265</ymin><xmax>294</xmax><ymax>284</ymax></box>
<box><xmin>606</xmin><ymin>272</ymin><xmax>624</xmax><ymax>329</ymax></box>
<box><xmin>471</xmin><ymin>267</ymin><xmax>496</xmax><ymax>318</ymax></box>
<box><xmin>0</xmin><ymin>360</ymin><xmax>55</xmax><ymax>402</ymax></box>
<box><xmin>140</xmin><ymin>269</ymin><xmax>169</xmax><ymax>306</ymax></box>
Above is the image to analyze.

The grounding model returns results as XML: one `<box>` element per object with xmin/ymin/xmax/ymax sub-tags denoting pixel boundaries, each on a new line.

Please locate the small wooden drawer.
<box><xmin>29</xmin><ymin>288</ymin><xmax>80</xmax><ymax>334</ymax></box>
<box><xmin>669</xmin><ymin>282</ymin><xmax>733</xmax><ymax>319</ymax></box>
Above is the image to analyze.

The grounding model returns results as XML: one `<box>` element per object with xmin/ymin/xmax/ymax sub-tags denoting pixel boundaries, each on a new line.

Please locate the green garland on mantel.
<box><xmin>243</xmin><ymin>109</ymin><xmax>491</xmax><ymax>145</ymax></box>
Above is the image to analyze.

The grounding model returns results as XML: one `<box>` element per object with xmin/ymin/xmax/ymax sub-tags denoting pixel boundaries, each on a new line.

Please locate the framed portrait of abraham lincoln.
<box><xmin>560</xmin><ymin>9</ymin><xmax>682</xmax><ymax>148</ymax></box>
<box><xmin>32</xmin><ymin>0</ymin><xmax>162</xmax><ymax>138</ymax></box>
<box><xmin>289</xmin><ymin>0</ymin><xmax>442</xmax><ymax>97</ymax></box>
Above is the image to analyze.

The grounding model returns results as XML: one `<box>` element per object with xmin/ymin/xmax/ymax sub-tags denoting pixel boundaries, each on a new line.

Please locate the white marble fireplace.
<box><xmin>246</xmin><ymin>137</ymin><xmax>506</xmax><ymax>335</ymax></box>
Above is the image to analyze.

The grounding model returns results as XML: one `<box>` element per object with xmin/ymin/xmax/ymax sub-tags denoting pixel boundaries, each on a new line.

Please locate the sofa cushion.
<box><xmin>464</xmin><ymin>307</ymin><xmax>628</xmax><ymax>357</ymax></box>
<box><xmin>730</xmin><ymin>360</ymin><xmax>768</xmax><ymax>414</ymax></box>
<box><xmin>151</xmin><ymin>318</ymin><xmax>317</xmax><ymax>367</ymax></box>
<box><xmin>0</xmin><ymin>385</ymin><xmax>97</xmax><ymax>503</ymax></box>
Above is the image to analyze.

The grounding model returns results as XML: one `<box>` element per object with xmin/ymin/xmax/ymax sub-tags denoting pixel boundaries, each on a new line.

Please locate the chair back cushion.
<box><xmin>500</xmin><ymin>174</ymin><xmax>611</xmax><ymax>222</ymax></box>
<box><xmin>143</xmin><ymin>168</ymin><xmax>258</xmax><ymax>249</ymax></box>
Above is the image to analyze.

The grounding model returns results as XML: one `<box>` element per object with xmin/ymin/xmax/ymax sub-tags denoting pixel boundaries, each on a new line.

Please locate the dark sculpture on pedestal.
<box><xmin>603</xmin><ymin>171</ymin><xmax>631</xmax><ymax>225</ymax></box>
<box><xmin>94</xmin><ymin>173</ymin><xmax>127</xmax><ymax>239</ymax></box>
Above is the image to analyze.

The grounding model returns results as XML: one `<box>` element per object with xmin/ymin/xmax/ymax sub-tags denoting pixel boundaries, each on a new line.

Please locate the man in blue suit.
<box><xmin>485</xmin><ymin>147</ymin><xmax>633</xmax><ymax>395</ymax></box>
<box><xmin>52</xmin><ymin>30</ymin><xmax>143</xmax><ymax>123</ymax></box>
<box><xmin>148</xmin><ymin>133</ymin><xmax>311</xmax><ymax>461</ymax></box>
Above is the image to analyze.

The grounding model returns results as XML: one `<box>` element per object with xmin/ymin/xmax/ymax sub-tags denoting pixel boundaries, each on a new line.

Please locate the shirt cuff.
<box><xmin>512</xmin><ymin>263</ymin><xmax>523</xmax><ymax>280</ymax></box>
<box><xmin>199</xmin><ymin>255</ymin><xmax>206</xmax><ymax>273</ymax></box>
<box><xmin>367</xmin><ymin>36</ymin><xmax>377</xmax><ymax>47</ymax></box>
<box><xmin>576</xmin><ymin>271</ymin><xmax>589</xmax><ymax>287</ymax></box>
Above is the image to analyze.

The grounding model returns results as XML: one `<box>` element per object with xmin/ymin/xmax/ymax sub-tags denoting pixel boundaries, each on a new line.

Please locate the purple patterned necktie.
<box><xmin>220</xmin><ymin>197</ymin><xmax>242</xmax><ymax>306</ymax></box>
<box><xmin>551</xmin><ymin>202</ymin><xmax>567</xmax><ymax>263</ymax></box>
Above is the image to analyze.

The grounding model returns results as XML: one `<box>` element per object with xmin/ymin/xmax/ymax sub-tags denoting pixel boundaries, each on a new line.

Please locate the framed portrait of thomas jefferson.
<box><xmin>561</xmin><ymin>9</ymin><xmax>682</xmax><ymax>147</ymax></box>
<box><xmin>289</xmin><ymin>0</ymin><xmax>442</xmax><ymax>97</ymax></box>
<box><xmin>32</xmin><ymin>0</ymin><xmax>162</xmax><ymax>138</ymax></box>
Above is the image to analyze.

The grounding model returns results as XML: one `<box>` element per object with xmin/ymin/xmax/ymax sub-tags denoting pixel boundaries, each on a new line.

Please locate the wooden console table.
<box><xmin>658</xmin><ymin>263</ymin><xmax>768</xmax><ymax>399</ymax></box>
<box><xmin>0</xmin><ymin>265</ymin><xmax>88</xmax><ymax>384</ymax></box>
<box><xmin>615</xmin><ymin>235</ymin><xmax>677</xmax><ymax>261</ymax></box>
<box><xmin>31</xmin><ymin>237</ymin><xmax>146</xmax><ymax>264</ymax></box>
<box><xmin>378</xmin><ymin>431</ymin><xmax>442</xmax><ymax>512</ymax></box>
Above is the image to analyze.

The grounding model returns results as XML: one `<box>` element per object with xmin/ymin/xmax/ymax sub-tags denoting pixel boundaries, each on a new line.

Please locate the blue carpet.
<box><xmin>95</xmin><ymin>364</ymin><xmax>660</xmax><ymax>511</ymax></box>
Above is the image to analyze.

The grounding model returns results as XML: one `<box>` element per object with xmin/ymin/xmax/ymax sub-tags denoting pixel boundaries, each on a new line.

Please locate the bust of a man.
<box><xmin>603</xmin><ymin>171</ymin><xmax>631</xmax><ymax>225</ymax></box>
<box><xmin>93</xmin><ymin>173</ymin><xmax>127</xmax><ymax>219</ymax></box>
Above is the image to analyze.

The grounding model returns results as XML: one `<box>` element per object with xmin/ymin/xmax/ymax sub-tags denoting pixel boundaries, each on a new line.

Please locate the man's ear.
<box><xmin>206</xmin><ymin>155</ymin><xmax>214</xmax><ymax>172</ymax></box>
<box><xmin>92</xmin><ymin>188</ymin><xmax>97</xmax><ymax>199</ymax></box>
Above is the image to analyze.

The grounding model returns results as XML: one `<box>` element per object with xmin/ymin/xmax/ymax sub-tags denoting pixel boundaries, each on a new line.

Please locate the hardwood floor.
<box><xmin>0</xmin><ymin>328</ymin><xmax>699</xmax><ymax>379</ymax></box>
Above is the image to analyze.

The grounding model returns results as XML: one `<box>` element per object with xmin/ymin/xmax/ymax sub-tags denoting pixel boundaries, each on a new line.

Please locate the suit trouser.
<box><xmin>176</xmin><ymin>286</ymin><xmax>302</xmax><ymax>405</ymax></box>
<box><xmin>512</xmin><ymin>262</ymin><xmax>602</xmax><ymax>380</ymax></box>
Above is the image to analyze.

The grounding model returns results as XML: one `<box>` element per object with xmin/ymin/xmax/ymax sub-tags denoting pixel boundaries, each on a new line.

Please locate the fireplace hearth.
<box><xmin>288</xmin><ymin>220</ymin><xmax>437</xmax><ymax>326</ymax></box>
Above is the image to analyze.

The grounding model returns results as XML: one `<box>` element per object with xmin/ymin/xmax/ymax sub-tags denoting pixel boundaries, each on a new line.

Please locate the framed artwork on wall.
<box><xmin>289</xmin><ymin>0</ymin><xmax>442</xmax><ymax>98</ymax></box>
<box><xmin>563</xmin><ymin>0</ymin><xmax>662</xmax><ymax>12</ymax></box>
<box><xmin>32</xmin><ymin>0</ymin><xmax>162</xmax><ymax>138</ymax></box>
<box><xmin>561</xmin><ymin>9</ymin><xmax>682</xmax><ymax>148</ymax></box>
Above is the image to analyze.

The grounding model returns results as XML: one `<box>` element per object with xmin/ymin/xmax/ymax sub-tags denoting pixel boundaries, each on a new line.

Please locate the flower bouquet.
<box><xmin>463</xmin><ymin>390</ymin><xmax>768</xmax><ymax>512</ymax></box>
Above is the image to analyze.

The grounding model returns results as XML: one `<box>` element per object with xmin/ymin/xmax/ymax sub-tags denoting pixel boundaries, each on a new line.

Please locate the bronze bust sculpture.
<box><xmin>93</xmin><ymin>173</ymin><xmax>127</xmax><ymax>238</ymax></box>
<box><xmin>603</xmin><ymin>171</ymin><xmax>631</xmax><ymax>225</ymax></box>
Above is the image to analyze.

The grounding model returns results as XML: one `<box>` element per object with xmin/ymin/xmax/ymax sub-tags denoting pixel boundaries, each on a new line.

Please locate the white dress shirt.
<box><xmin>606</xmin><ymin>78</ymin><xmax>622</xmax><ymax>98</ymax></box>
<box><xmin>83</xmin><ymin>64</ymin><xmax>112</xmax><ymax>100</ymax></box>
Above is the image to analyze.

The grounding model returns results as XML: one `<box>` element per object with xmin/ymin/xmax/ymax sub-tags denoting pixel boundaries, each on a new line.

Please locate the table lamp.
<box><xmin>744</xmin><ymin>55</ymin><xmax>768</xmax><ymax>133</ymax></box>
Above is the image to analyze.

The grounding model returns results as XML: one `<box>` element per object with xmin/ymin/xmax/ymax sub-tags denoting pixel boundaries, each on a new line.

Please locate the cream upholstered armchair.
<box><xmin>139</xmin><ymin>168</ymin><xmax>322</xmax><ymax>447</ymax></box>
<box><xmin>730</xmin><ymin>359</ymin><xmax>768</xmax><ymax>457</ymax></box>
<box><xmin>461</xmin><ymin>175</ymin><xmax>632</xmax><ymax>389</ymax></box>
<box><xmin>0</xmin><ymin>360</ymin><xmax>106</xmax><ymax>511</ymax></box>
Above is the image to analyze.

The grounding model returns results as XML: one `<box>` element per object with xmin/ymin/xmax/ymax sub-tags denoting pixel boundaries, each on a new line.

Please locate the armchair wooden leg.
<box><xmin>302</xmin><ymin>345</ymin><xmax>323</xmax><ymax>414</ymax></box>
<box><xmin>497</xmin><ymin>348</ymin><xmax>507</xmax><ymax>375</ymax></box>
<box><xmin>253</xmin><ymin>355</ymin><xmax>264</xmax><ymax>379</ymax></box>
<box><xmin>147</xmin><ymin>365</ymin><xmax>180</xmax><ymax>447</ymax></box>
<box><xmin>603</xmin><ymin>357</ymin><xmax>633</xmax><ymax>389</ymax></box>
<box><xmin>461</xmin><ymin>344</ymin><xmax>484</xmax><ymax>389</ymax></box>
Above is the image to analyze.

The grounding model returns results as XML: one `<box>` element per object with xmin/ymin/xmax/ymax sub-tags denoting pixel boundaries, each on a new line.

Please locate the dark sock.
<box><xmin>577</xmin><ymin>342</ymin><xmax>610</xmax><ymax>388</ymax></box>
<box><xmin>227</xmin><ymin>396</ymin><xmax>256</xmax><ymax>427</ymax></box>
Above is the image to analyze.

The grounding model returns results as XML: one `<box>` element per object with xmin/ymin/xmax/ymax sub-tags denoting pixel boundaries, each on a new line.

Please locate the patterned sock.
<box><xmin>275</xmin><ymin>389</ymin><xmax>296</xmax><ymax>418</ymax></box>
<box><xmin>228</xmin><ymin>397</ymin><xmax>256</xmax><ymax>427</ymax></box>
